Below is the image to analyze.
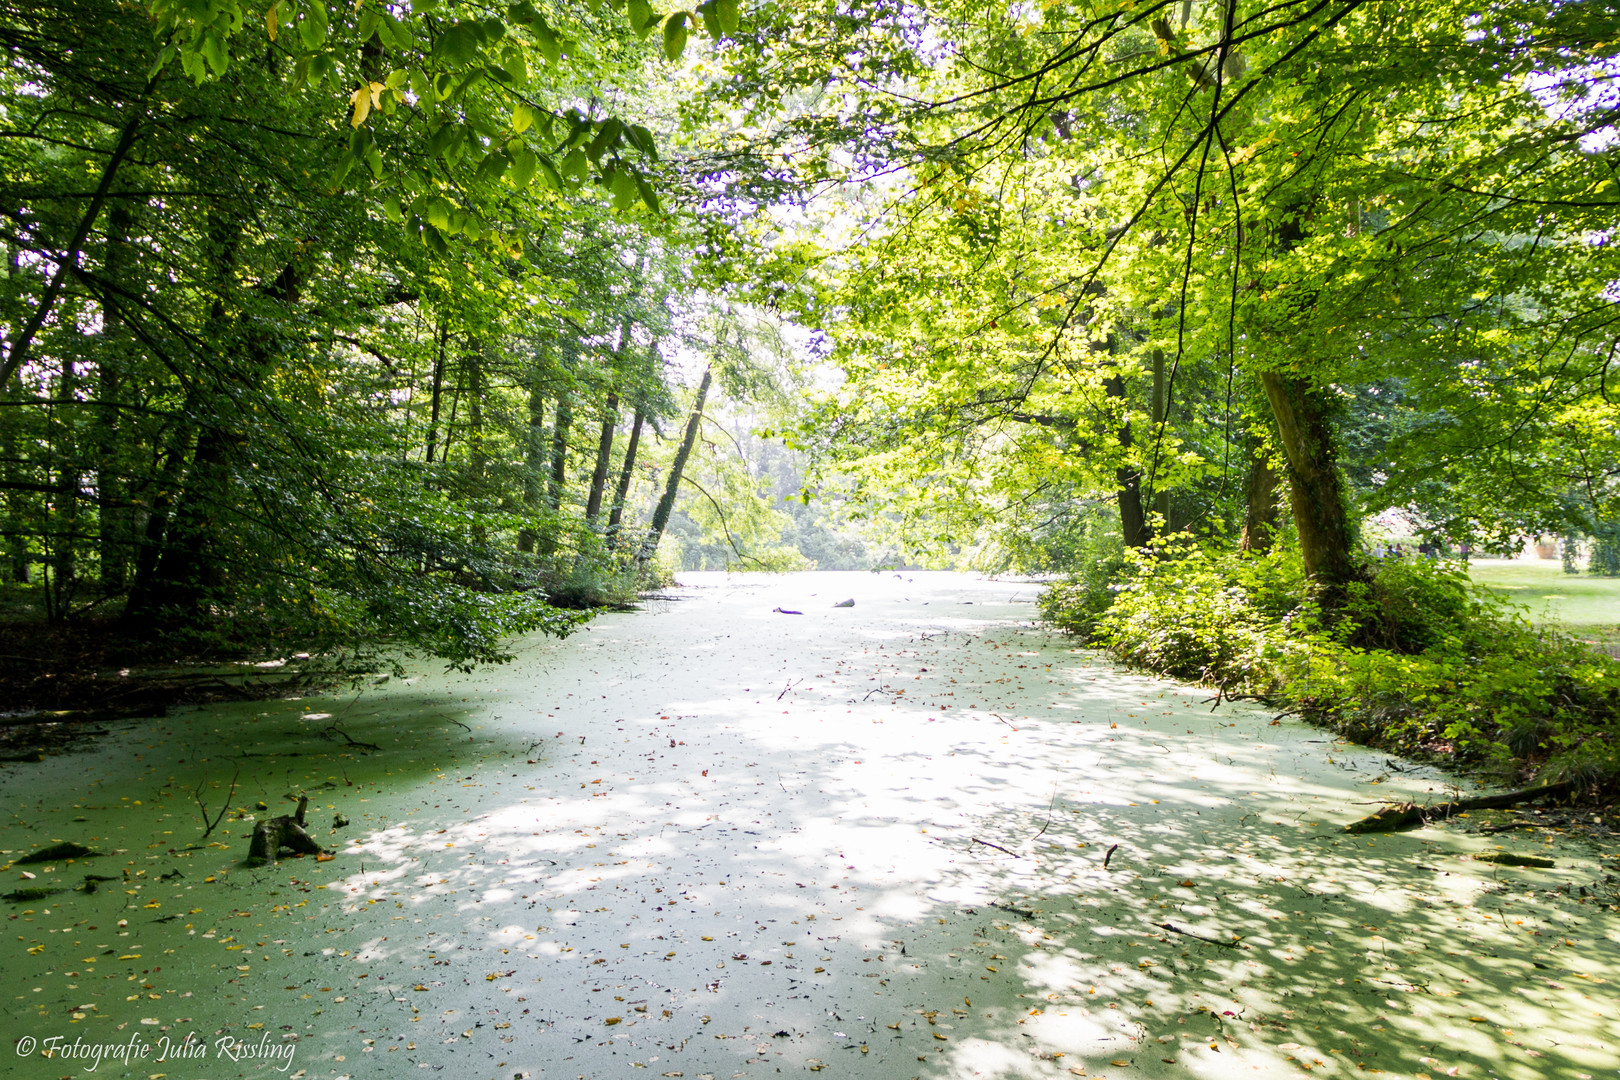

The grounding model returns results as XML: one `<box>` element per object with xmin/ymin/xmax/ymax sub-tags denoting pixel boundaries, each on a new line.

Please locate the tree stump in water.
<box><xmin>247</xmin><ymin>796</ymin><xmax>324</xmax><ymax>864</ymax></box>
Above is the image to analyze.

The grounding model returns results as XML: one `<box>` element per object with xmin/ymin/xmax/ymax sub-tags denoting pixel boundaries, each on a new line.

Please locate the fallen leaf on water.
<box><xmin>605</xmin><ymin>1017</ymin><xmax>622</xmax><ymax>1025</ymax></box>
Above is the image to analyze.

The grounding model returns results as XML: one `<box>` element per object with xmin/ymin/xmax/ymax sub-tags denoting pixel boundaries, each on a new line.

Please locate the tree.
<box><xmin>708</xmin><ymin>0</ymin><xmax>1620</xmax><ymax>597</ymax></box>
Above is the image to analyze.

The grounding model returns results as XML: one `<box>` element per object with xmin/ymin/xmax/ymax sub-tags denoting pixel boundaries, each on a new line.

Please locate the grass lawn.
<box><xmin>1467</xmin><ymin>557</ymin><xmax>1620</xmax><ymax>645</ymax></box>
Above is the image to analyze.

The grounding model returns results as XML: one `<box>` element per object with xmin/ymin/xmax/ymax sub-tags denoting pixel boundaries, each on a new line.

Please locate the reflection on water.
<box><xmin>1</xmin><ymin>571</ymin><xmax>1616</xmax><ymax>1079</ymax></box>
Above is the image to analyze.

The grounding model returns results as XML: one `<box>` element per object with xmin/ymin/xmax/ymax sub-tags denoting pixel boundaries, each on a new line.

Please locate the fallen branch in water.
<box><xmin>1157</xmin><ymin>921</ymin><xmax>1243</xmax><ymax>948</ymax></box>
<box><xmin>1341</xmin><ymin>781</ymin><xmax>1572</xmax><ymax>834</ymax></box>
<box><xmin>970</xmin><ymin>837</ymin><xmax>1019</xmax><ymax>857</ymax></box>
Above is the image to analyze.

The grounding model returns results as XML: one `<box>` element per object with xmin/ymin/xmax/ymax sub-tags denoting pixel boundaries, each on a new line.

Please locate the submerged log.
<box><xmin>1341</xmin><ymin>781</ymin><xmax>1572</xmax><ymax>834</ymax></box>
<box><xmin>247</xmin><ymin>796</ymin><xmax>325</xmax><ymax>864</ymax></box>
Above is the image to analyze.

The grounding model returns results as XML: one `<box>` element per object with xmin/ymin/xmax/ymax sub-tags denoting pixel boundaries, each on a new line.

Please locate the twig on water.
<box><xmin>1031</xmin><ymin>780</ymin><xmax>1059</xmax><ymax>841</ymax></box>
<box><xmin>1157</xmin><ymin>921</ymin><xmax>1243</xmax><ymax>949</ymax></box>
<box><xmin>971</xmin><ymin>837</ymin><xmax>1020</xmax><ymax>857</ymax></box>
<box><xmin>194</xmin><ymin>765</ymin><xmax>240</xmax><ymax>841</ymax></box>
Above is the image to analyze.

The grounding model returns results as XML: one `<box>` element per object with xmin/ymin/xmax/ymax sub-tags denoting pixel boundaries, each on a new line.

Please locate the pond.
<box><xmin>2</xmin><ymin>571</ymin><xmax>1616</xmax><ymax>1079</ymax></box>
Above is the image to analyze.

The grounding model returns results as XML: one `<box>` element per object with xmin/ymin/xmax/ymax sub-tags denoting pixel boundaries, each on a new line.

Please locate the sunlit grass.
<box><xmin>1467</xmin><ymin>557</ymin><xmax>1620</xmax><ymax>644</ymax></box>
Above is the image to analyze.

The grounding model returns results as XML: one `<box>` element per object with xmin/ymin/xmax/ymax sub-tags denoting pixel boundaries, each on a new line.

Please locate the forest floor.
<box><xmin>0</xmin><ymin>571</ymin><xmax>1617</xmax><ymax>1080</ymax></box>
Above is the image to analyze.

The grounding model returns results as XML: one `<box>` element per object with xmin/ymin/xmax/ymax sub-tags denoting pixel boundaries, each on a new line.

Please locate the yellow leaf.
<box><xmin>266</xmin><ymin>1</ymin><xmax>278</xmax><ymax>41</ymax></box>
<box><xmin>605</xmin><ymin>1017</ymin><xmax>622</xmax><ymax>1025</ymax></box>
<box><xmin>350</xmin><ymin>86</ymin><xmax>371</xmax><ymax>128</ymax></box>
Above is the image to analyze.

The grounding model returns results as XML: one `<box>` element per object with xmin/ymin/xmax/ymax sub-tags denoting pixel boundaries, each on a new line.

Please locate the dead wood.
<box><xmin>1341</xmin><ymin>781</ymin><xmax>1572</xmax><ymax>834</ymax></box>
<box><xmin>247</xmin><ymin>796</ymin><xmax>325</xmax><ymax>864</ymax></box>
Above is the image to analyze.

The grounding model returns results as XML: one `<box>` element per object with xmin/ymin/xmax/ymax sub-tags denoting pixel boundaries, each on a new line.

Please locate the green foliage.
<box><xmin>1592</xmin><ymin>521</ymin><xmax>1620</xmax><ymax>578</ymax></box>
<box><xmin>1047</xmin><ymin>546</ymin><xmax>1620</xmax><ymax>795</ymax></box>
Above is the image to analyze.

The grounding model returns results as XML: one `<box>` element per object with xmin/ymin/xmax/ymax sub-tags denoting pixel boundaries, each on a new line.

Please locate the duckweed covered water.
<box><xmin>2</xmin><ymin>571</ymin><xmax>1617</xmax><ymax>1080</ymax></box>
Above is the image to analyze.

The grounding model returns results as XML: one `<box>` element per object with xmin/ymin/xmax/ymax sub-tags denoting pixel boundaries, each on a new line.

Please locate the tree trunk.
<box><xmin>1240</xmin><ymin>433</ymin><xmax>1280</xmax><ymax>554</ymax></box>
<box><xmin>123</xmin><ymin>433</ymin><xmax>194</xmax><ymax>619</ymax></box>
<box><xmin>540</xmin><ymin>379</ymin><xmax>572</xmax><ymax>557</ymax></box>
<box><xmin>1257</xmin><ymin>370</ymin><xmax>1363</xmax><ymax>602</ymax></box>
<box><xmin>95</xmin><ymin>202</ymin><xmax>134</xmax><ymax>594</ymax></box>
<box><xmin>605</xmin><ymin>401</ymin><xmax>645</xmax><ymax>554</ymax></box>
<box><xmin>584</xmin><ymin>391</ymin><xmax>619</xmax><ymax>525</ymax></box>
<box><xmin>1104</xmin><ymin>371</ymin><xmax>1150</xmax><ymax>549</ymax></box>
<box><xmin>49</xmin><ymin>351</ymin><xmax>79</xmax><ymax>614</ymax></box>
<box><xmin>638</xmin><ymin>368</ymin><xmax>711</xmax><ymax>565</ymax></box>
<box><xmin>517</xmin><ymin>369</ymin><xmax>546</xmax><ymax>555</ymax></box>
<box><xmin>1150</xmin><ymin>346</ymin><xmax>1171</xmax><ymax>531</ymax></box>
<box><xmin>0</xmin><ymin>76</ymin><xmax>154</xmax><ymax>389</ymax></box>
<box><xmin>424</xmin><ymin>319</ymin><xmax>447</xmax><ymax>464</ymax></box>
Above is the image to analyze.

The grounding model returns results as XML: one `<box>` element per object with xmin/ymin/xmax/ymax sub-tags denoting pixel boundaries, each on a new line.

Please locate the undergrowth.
<box><xmin>1039</xmin><ymin>538</ymin><xmax>1620</xmax><ymax>796</ymax></box>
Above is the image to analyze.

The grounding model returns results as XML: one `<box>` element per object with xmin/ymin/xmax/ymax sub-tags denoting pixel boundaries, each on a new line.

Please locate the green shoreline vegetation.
<box><xmin>1041</xmin><ymin>543</ymin><xmax>1620</xmax><ymax>796</ymax></box>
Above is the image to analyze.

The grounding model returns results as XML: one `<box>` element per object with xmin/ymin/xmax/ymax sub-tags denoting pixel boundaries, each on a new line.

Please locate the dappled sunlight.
<box><xmin>1</xmin><ymin>571</ymin><xmax>1615</xmax><ymax>1079</ymax></box>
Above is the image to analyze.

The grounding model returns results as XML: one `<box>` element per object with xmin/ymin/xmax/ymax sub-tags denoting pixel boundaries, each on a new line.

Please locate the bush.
<box><xmin>1043</xmin><ymin>540</ymin><xmax>1620</xmax><ymax>796</ymax></box>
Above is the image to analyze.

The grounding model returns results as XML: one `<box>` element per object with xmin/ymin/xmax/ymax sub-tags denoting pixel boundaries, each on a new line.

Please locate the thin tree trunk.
<box><xmin>95</xmin><ymin>202</ymin><xmax>133</xmax><ymax>594</ymax></box>
<box><xmin>424</xmin><ymin>320</ymin><xmax>447</xmax><ymax>464</ymax></box>
<box><xmin>638</xmin><ymin>367</ymin><xmax>711</xmax><ymax>565</ymax></box>
<box><xmin>517</xmin><ymin>369</ymin><xmax>546</xmax><ymax>555</ymax></box>
<box><xmin>465</xmin><ymin>344</ymin><xmax>485</xmax><ymax>493</ymax></box>
<box><xmin>1151</xmin><ymin>346</ymin><xmax>1170</xmax><ymax>531</ymax></box>
<box><xmin>1257</xmin><ymin>370</ymin><xmax>1363</xmax><ymax>603</ymax></box>
<box><xmin>0</xmin><ymin>75</ymin><xmax>155</xmax><ymax>388</ymax></box>
<box><xmin>540</xmin><ymin>365</ymin><xmax>572</xmax><ymax>557</ymax></box>
<box><xmin>605</xmin><ymin>401</ymin><xmax>645</xmax><ymax>554</ymax></box>
<box><xmin>1104</xmin><ymin>371</ymin><xmax>1150</xmax><ymax>549</ymax></box>
<box><xmin>49</xmin><ymin>351</ymin><xmax>79</xmax><ymax>613</ymax></box>
<box><xmin>1240</xmin><ymin>434</ymin><xmax>1280</xmax><ymax>554</ymax></box>
<box><xmin>584</xmin><ymin>391</ymin><xmax>618</xmax><ymax>525</ymax></box>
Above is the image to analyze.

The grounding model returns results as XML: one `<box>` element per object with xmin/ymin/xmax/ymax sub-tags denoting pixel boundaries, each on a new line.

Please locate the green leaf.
<box><xmin>512</xmin><ymin>103</ymin><xmax>536</xmax><ymax>133</ymax></box>
<box><xmin>380</xmin><ymin>12</ymin><xmax>409</xmax><ymax>48</ymax></box>
<box><xmin>201</xmin><ymin>32</ymin><xmax>227</xmax><ymax>76</ymax></box>
<box><xmin>382</xmin><ymin>194</ymin><xmax>404</xmax><ymax>222</ymax></box>
<box><xmin>503</xmin><ymin>46</ymin><xmax>528</xmax><ymax>84</ymax></box>
<box><xmin>634</xmin><ymin>173</ymin><xmax>661</xmax><ymax>214</ymax></box>
<box><xmin>663</xmin><ymin>12</ymin><xmax>689</xmax><ymax>60</ymax></box>
<box><xmin>626</xmin><ymin>123</ymin><xmax>658</xmax><ymax>160</ymax></box>
<box><xmin>299</xmin><ymin>0</ymin><xmax>329</xmax><ymax>49</ymax></box>
<box><xmin>425</xmin><ymin>196</ymin><xmax>453</xmax><ymax>232</ymax></box>
<box><xmin>532</xmin><ymin>16</ymin><xmax>561</xmax><ymax>63</ymax></box>
<box><xmin>610</xmin><ymin>168</ymin><xmax>637</xmax><ymax>210</ymax></box>
<box><xmin>714</xmin><ymin>0</ymin><xmax>738</xmax><ymax>34</ymax></box>
<box><xmin>561</xmin><ymin>147</ymin><xmax>589</xmax><ymax>180</ymax></box>
<box><xmin>696</xmin><ymin>1</ymin><xmax>721</xmax><ymax>39</ymax></box>
<box><xmin>427</xmin><ymin>123</ymin><xmax>456</xmax><ymax>158</ymax></box>
<box><xmin>477</xmin><ymin>150</ymin><xmax>510</xmax><ymax>182</ymax></box>
<box><xmin>535</xmin><ymin>154</ymin><xmax>564</xmax><ymax>190</ymax></box>
<box><xmin>587</xmin><ymin>117</ymin><xmax>622</xmax><ymax>163</ymax></box>
<box><xmin>510</xmin><ymin>146</ymin><xmax>538</xmax><ymax>189</ymax></box>
<box><xmin>627</xmin><ymin>0</ymin><xmax>655</xmax><ymax>38</ymax></box>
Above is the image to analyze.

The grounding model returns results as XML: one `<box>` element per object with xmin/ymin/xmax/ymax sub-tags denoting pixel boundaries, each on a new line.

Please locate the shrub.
<box><xmin>1043</xmin><ymin>540</ymin><xmax>1620</xmax><ymax>796</ymax></box>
